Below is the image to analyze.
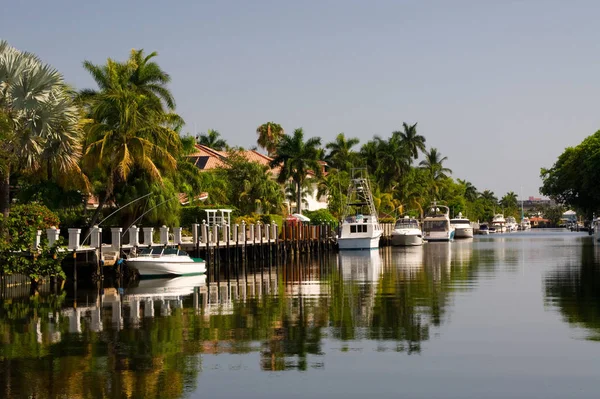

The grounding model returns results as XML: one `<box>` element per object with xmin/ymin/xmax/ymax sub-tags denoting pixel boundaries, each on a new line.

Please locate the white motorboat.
<box><xmin>422</xmin><ymin>203</ymin><xmax>455</xmax><ymax>242</ymax></box>
<box><xmin>337</xmin><ymin>169</ymin><xmax>382</xmax><ymax>250</ymax></box>
<box><xmin>126</xmin><ymin>247</ymin><xmax>206</xmax><ymax>277</ymax></box>
<box><xmin>519</xmin><ymin>217</ymin><xmax>531</xmax><ymax>230</ymax></box>
<box><xmin>479</xmin><ymin>223</ymin><xmax>490</xmax><ymax>235</ymax></box>
<box><xmin>391</xmin><ymin>216</ymin><xmax>423</xmax><ymax>246</ymax></box>
<box><xmin>594</xmin><ymin>217</ymin><xmax>600</xmax><ymax>242</ymax></box>
<box><xmin>492</xmin><ymin>214</ymin><xmax>506</xmax><ymax>233</ymax></box>
<box><xmin>506</xmin><ymin>216</ymin><xmax>518</xmax><ymax>232</ymax></box>
<box><xmin>450</xmin><ymin>212</ymin><xmax>474</xmax><ymax>239</ymax></box>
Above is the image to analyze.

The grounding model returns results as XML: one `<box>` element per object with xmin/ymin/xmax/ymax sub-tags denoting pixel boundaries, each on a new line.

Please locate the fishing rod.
<box><xmin>81</xmin><ymin>192</ymin><xmax>153</xmax><ymax>245</ymax></box>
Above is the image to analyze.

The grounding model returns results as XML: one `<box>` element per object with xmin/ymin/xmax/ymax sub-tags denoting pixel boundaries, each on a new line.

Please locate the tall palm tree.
<box><xmin>419</xmin><ymin>148</ymin><xmax>452</xmax><ymax>197</ymax></box>
<box><xmin>270</xmin><ymin>128</ymin><xmax>323</xmax><ymax>214</ymax></box>
<box><xmin>325</xmin><ymin>133</ymin><xmax>360</xmax><ymax>172</ymax></box>
<box><xmin>0</xmin><ymin>40</ymin><xmax>81</xmax><ymax>220</ymax></box>
<box><xmin>458</xmin><ymin>179</ymin><xmax>478</xmax><ymax>202</ymax></box>
<box><xmin>256</xmin><ymin>122</ymin><xmax>284</xmax><ymax>156</ymax></box>
<box><xmin>81</xmin><ymin>49</ymin><xmax>181</xmax><ymax>227</ymax></box>
<box><xmin>396</xmin><ymin>122</ymin><xmax>426</xmax><ymax>160</ymax></box>
<box><xmin>197</xmin><ymin>129</ymin><xmax>228</xmax><ymax>150</ymax></box>
<box><xmin>81</xmin><ymin>49</ymin><xmax>175</xmax><ymax>112</ymax></box>
<box><xmin>479</xmin><ymin>190</ymin><xmax>498</xmax><ymax>204</ymax></box>
<box><xmin>500</xmin><ymin>191</ymin><xmax>519</xmax><ymax>210</ymax></box>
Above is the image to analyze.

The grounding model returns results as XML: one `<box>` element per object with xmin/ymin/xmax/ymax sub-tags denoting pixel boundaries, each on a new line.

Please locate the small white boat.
<box><xmin>519</xmin><ymin>217</ymin><xmax>531</xmax><ymax>230</ymax></box>
<box><xmin>594</xmin><ymin>217</ymin><xmax>600</xmax><ymax>242</ymax></box>
<box><xmin>479</xmin><ymin>223</ymin><xmax>490</xmax><ymax>235</ymax></box>
<box><xmin>506</xmin><ymin>216</ymin><xmax>518</xmax><ymax>232</ymax></box>
<box><xmin>450</xmin><ymin>212</ymin><xmax>474</xmax><ymax>239</ymax></box>
<box><xmin>126</xmin><ymin>247</ymin><xmax>206</xmax><ymax>277</ymax></box>
<box><xmin>337</xmin><ymin>169</ymin><xmax>382</xmax><ymax>250</ymax></box>
<box><xmin>492</xmin><ymin>214</ymin><xmax>506</xmax><ymax>233</ymax></box>
<box><xmin>391</xmin><ymin>216</ymin><xmax>423</xmax><ymax>246</ymax></box>
<box><xmin>422</xmin><ymin>203</ymin><xmax>455</xmax><ymax>242</ymax></box>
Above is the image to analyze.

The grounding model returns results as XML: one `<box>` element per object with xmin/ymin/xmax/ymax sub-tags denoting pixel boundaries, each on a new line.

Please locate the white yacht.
<box><xmin>506</xmin><ymin>216</ymin><xmax>518</xmax><ymax>232</ymax></box>
<box><xmin>126</xmin><ymin>247</ymin><xmax>206</xmax><ymax>277</ymax></box>
<box><xmin>519</xmin><ymin>217</ymin><xmax>531</xmax><ymax>231</ymax></box>
<box><xmin>450</xmin><ymin>212</ymin><xmax>474</xmax><ymax>239</ymax></box>
<box><xmin>337</xmin><ymin>169</ymin><xmax>382</xmax><ymax>250</ymax></box>
<box><xmin>492</xmin><ymin>214</ymin><xmax>506</xmax><ymax>233</ymax></box>
<box><xmin>422</xmin><ymin>203</ymin><xmax>455</xmax><ymax>242</ymax></box>
<box><xmin>391</xmin><ymin>216</ymin><xmax>423</xmax><ymax>246</ymax></box>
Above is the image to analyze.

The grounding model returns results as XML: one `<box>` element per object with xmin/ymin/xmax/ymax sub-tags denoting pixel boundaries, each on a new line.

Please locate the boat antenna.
<box><xmin>81</xmin><ymin>192</ymin><xmax>153</xmax><ymax>245</ymax></box>
<box><xmin>121</xmin><ymin>194</ymin><xmax>181</xmax><ymax>239</ymax></box>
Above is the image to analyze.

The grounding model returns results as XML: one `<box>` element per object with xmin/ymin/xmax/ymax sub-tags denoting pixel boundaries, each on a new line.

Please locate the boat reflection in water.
<box><xmin>338</xmin><ymin>250</ymin><xmax>382</xmax><ymax>284</ymax></box>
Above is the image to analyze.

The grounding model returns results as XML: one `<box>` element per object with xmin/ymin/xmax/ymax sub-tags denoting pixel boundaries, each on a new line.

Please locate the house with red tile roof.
<box><xmin>188</xmin><ymin>144</ymin><xmax>327</xmax><ymax>212</ymax></box>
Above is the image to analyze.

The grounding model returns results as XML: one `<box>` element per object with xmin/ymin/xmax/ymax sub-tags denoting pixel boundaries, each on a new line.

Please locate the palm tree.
<box><xmin>81</xmin><ymin>49</ymin><xmax>181</xmax><ymax>227</ymax></box>
<box><xmin>419</xmin><ymin>148</ymin><xmax>452</xmax><ymax>197</ymax></box>
<box><xmin>325</xmin><ymin>133</ymin><xmax>360</xmax><ymax>172</ymax></box>
<box><xmin>256</xmin><ymin>122</ymin><xmax>284</xmax><ymax>156</ymax></box>
<box><xmin>458</xmin><ymin>179</ymin><xmax>478</xmax><ymax>202</ymax></box>
<box><xmin>80</xmin><ymin>49</ymin><xmax>175</xmax><ymax>112</ymax></box>
<box><xmin>479</xmin><ymin>190</ymin><xmax>498</xmax><ymax>203</ymax></box>
<box><xmin>396</xmin><ymin>122</ymin><xmax>426</xmax><ymax>160</ymax></box>
<box><xmin>270</xmin><ymin>128</ymin><xmax>323</xmax><ymax>214</ymax></box>
<box><xmin>0</xmin><ymin>40</ymin><xmax>81</xmax><ymax>220</ymax></box>
<box><xmin>197</xmin><ymin>129</ymin><xmax>228</xmax><ymax>150</ymax></box>
<box><xmin>500</xmin><ymin>191</ymin><xmax>519</xmax><ymax>210</ymax></box>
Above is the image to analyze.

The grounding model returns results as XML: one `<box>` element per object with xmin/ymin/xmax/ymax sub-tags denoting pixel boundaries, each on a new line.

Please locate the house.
<box><xmin>188</xmin><ymin>144</ymin><xmax>328</xmax><ymax>212</ymax></box>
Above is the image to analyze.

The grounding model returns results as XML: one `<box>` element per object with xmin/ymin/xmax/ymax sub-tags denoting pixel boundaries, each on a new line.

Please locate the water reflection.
<box><xmin>544</xmin><ymin>240</ymin><xmax>600</xmax><ymax>340</ymax></box>
<box><xmin>0</xmin><ymin>243</ymin><xmax>485</xmax><ymax>398</ymax></box>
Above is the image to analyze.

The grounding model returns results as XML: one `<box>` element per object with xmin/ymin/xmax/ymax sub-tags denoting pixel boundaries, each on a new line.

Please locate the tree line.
<box><xmin>1</xmin><ymin>40</ymin><xmax>524</xmax><ymax>239</ymax></box>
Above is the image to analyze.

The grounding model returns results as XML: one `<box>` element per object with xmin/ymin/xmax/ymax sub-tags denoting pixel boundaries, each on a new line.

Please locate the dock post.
<box><xmin>192</xmin><ymin>223</ymin><xmax>199</xmax><ymax>255</ymax></box>
<box><xmin>242</xmin><ymin>221</ymin><xmax>247</xmax><ymax>264</ymax></box>
<box><xmin>47</xmin><ymin>227</ymin><xmax>60</xmax><ymax>248</ymax></box>
<box><xmin>128</xmin><ymin>225</ymin><xmax>140</xmax><ymax>247</ymax></box>
<box><xmin>111</xmin><ymin>228</ymin><xmax>122</xmax><ymax>253</ymax></box>
<box><xmin>173</xmin><ymin>227</ymin><xmax>183</xmax><ymax>245</ymax></box>
<box><xmin>91</xmin><ymin>226</ymin><xmax>102</xmax><ymax>248</ymax></box>
<box><xmin>142</xmin><ymin>227</ymin><xmax>154</xmax><ymax>247</ymax></box>
<box><xmin>68</xmin><ymin>228</ymin><xmax>81</xmax><ymax>251</ymax></box>
<box><xmin>234</xmin><ymin>224</ymin><xmax>239</xmax><ymax>272</ymax></box>
<box><xmin>160</xmin><ymin>226</ymin><xmax>169</xmax><ymax>245</ymax></box>
<box><xmin>34</xmin><ymin>230</ymin><xmax>42</xmax><ymax>249</ymax></box>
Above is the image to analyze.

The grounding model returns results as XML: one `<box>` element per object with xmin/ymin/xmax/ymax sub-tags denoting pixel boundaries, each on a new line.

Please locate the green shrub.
<box><xmin>302</xmin><ymin>209</ymin><xmax>338</xmax><ymax>225</ymax></box>
<box><xmin>0</xmin><ymin>204</ymin><xmax>66</xmax><ymax>280</ymax></box>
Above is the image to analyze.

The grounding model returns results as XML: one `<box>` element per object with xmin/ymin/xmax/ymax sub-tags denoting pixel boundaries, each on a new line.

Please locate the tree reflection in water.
<box><xmin>0</xmin><ymin>243</ymin><xmax>480</xmax><ymax>398</ymax></box>
<box><xmin>544</xmin><ymin>241</ymin><xmax>600</xmax><ymax>340</ymax></box>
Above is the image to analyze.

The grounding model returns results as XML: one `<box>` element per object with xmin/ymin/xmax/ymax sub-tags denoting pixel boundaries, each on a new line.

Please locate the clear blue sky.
<box><xmin>4</xmin><ymin>0</ymin><xmax>600</xmax><ymax>199</ymax></box>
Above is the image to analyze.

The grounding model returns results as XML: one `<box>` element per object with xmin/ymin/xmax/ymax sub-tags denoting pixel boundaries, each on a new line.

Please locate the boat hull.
<box><xmin>338</xmin><ymin>235</ymin><xmax>381</xmax><ymax>250</ymax></box>
<box><xmin>424</xmin><ymin>230</ymin><xmax>455</xmax><ymax>242</ymax></box>
<box><xmin>391</xmin><ymin>231</ymin><xmax>423</xmax><ymax>246</ymax></box>
<box><xmin>455</xmin><ymin>227</ymin><xmax>474</xmax><ymax>239</ymax></box>
<box><xmin>127</xmin><ymin>259</ymin><xmax>206</xmax><ymax>277</ymax></box>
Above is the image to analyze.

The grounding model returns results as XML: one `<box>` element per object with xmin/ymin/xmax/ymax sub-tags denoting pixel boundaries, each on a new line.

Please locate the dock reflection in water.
<box><xmin>4</xmin><ymin>232</ymin><xmax>600</xmax><ymax>398</ymax></box>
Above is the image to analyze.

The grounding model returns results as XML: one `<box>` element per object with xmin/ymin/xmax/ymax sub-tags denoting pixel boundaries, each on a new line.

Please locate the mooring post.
<box><xmin>128</xmin><ymin>225</ymin><xmax>140</xmax><ymax>246</ymax></box>
<box><xmin>143</xmin><ymin>227</ymin><xmax>154</xmax><ymax>247</ymax></box>
<box><xmin>242</xmin><ymin>221</ymin><xmax>247</xmax><ymax>264</ymax></box>
<box><xmin>47</xmin><ymin>227</ymin><xmax>60</xmax><ymax>248</ymax></box>
<box><xmin>192</xmin><ymin>223</ymin><xmax>199</xmax><ymax>256</ymax></box>
<box><xmin>111</xmin><ymin>228</ymin><xmax>122</xmax><ymax>252</ymax></box>
<box><xmin>160</xmin><ymin>226</ymin><xmax>169</xmax><ymax>245</ymax></box>
<box><xmin>173</xmin><ymin>227</ymin><xmax>182</xmax><ymax>245</ymax></box>
<box><xmin>68</xmin><ymin>228</ymin><xmax>81</xmax><ymax>251</ymax></box>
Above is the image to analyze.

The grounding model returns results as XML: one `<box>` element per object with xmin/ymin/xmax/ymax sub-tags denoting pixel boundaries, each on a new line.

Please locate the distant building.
<box><xmin>522</xmin><ymin>196</ymin><xmax>554</xmax><ymax>212</ymax></box>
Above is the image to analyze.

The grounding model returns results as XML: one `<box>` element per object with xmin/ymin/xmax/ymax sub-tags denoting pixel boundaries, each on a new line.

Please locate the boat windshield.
<box><xmin>395</xmin><ymin>220</ymin><xmax>419</xmax><ymax>229</ymax></box>
<box><xmin>163</xmin><ymin>248</ymin><xmax>179</xmax><ymax>255</ymax></box>
<box><xmin>424</xmin><ymin>220</ymin><xmax>448</xmax><ymax>232</ymax></box>
<box><xmin>138</xmin><ymin>247</ymin><xmax>163</xmax><ymax>256</ymax></box>
<box><xmin>450</xmin><ymin>219</ymin><xmax>469</xmax><ymax>224</ymax></box>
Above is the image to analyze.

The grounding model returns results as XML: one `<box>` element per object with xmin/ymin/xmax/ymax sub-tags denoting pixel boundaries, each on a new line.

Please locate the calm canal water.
<box><xmin>2</xmin><ymin>230</ymin><xmax>600</xmax><ymax>398</ymax></box>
